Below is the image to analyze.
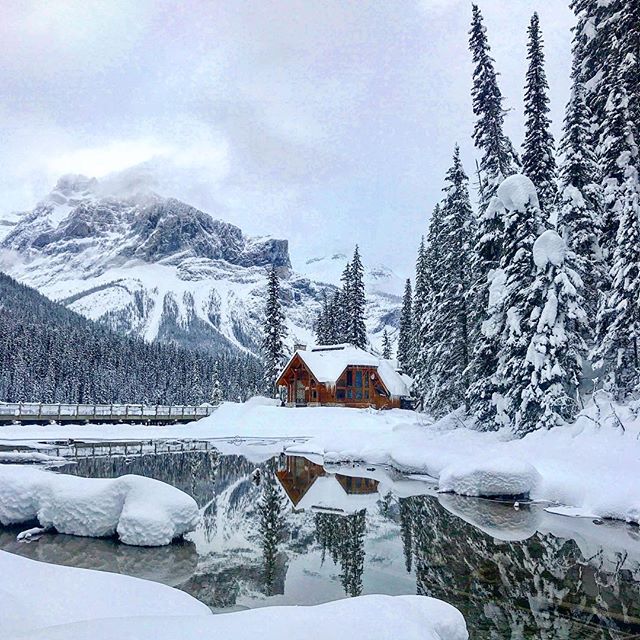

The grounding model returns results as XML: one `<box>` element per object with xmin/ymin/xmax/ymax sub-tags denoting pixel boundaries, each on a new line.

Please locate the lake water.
<box><xmin>1</xmin><ymin>446</ymin><xmax>639</xmax><ymax>638</ymax></box>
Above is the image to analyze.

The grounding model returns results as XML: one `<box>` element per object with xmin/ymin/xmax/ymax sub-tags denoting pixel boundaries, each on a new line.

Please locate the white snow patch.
<box><xmin>0</xmin><ymin>551</ymin><xmax>468</xmax><ymax>640</ymax></box>
<box><xmin>0</xmin><ymin>466</ymin><xmax>199</xmax><ymax>546</ymax></box>
<box><xmin>533</xmin><ymin>229</ymin><xmax>566</xmax><ymax>269</ymax></box>
<box><xmin>496</xmin><ymin>174</ymin><xmax>540</xmax><ymax>212</ymax></box>
<box><xmin>438</xmin><ymin>457</ymin><xmax>541</xmax><ymax>498</ymax></box>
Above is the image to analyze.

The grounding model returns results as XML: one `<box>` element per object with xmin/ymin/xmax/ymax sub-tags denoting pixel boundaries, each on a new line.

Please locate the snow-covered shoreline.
<box><xmin>1</xmin><ymin>397</ymin><xmax>639</xmax><ymax>525</ymax></box>
<box><xmin>0</xmin><ymin>551</ymin><xmax>468</xmax><ymax>640</ymax></box>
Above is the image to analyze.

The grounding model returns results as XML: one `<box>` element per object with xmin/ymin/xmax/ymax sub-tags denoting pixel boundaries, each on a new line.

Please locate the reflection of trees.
<box><xmin>399</xmin><ymin>495</ymin><xmax>640</xmax><ymax>639</ymax></box>
<box><xmin>315</xmin><ymin>510</ymin><xmax>366</xmax><ymax>597</ymax></box>
<box><xmin>258</xmin><ymin>463</ymin><xmax>285</xmax><ymax>595</ymax></box>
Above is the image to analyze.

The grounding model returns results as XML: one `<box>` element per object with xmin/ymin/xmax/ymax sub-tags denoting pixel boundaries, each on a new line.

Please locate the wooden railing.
<box><xmin>0</xmin><ymin>403</ymin><xmax>217</xmax><ymax>424</ymax></box>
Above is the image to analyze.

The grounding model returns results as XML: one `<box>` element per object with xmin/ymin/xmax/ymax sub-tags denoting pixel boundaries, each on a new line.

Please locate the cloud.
<box><xmin>0</xmin><ymin>0</ymin><xmax>575</xmax><ymax>276</ymax></box>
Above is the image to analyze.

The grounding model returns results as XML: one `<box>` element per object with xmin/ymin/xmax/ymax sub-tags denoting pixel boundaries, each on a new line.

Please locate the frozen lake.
<box><xmin>1</xmin><ymin>446</ymin><xmax>639</xmax><ymax>638</ymax></box>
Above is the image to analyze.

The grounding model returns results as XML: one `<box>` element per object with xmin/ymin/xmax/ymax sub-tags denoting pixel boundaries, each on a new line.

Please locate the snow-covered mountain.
<box><xmin>0</xmin><ymin>176</ymin><xmax>400</xmax><ymax>357</ymax></box>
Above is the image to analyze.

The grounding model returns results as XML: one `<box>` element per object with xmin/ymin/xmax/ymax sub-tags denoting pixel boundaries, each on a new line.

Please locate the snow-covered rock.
<box><xmin>438</xmin><ymin>457</ymin><xmax>541</xmax><ymax>498</ymax></box>
<box><xmin>0</xmin><ymin>466</ymin><xmax>199</xmax><ymax>546</ymax></box>
<box><xmin>533</xmin><ymin>229</ymin><xmax>566</xmax><ymax>269</ymax></box>
<box><xmin>0</xmin><ymin>550</ymin><xmax>469</xmax><ymax>640</ymax></box>
<box><xmin>496</xmin><ymin>174</ymin><xmax>540</xmax><ymax>212</ymax></box>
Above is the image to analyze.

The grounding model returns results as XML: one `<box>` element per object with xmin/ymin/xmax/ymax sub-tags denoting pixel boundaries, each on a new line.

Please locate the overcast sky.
<box><xmin>1</xmin><ymin>0</ymin><xmax>575</xmax><ymax>276</ymax></box>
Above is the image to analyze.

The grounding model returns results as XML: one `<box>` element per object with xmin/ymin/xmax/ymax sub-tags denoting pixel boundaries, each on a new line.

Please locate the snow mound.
<box><xmin>0</xmin><ymin>551</ymin><xmax>469</xmax><ymax>640</ymax></box>
<box><xmin>533</xmin><ymin>229</ymin><xmax>566</xmax><ymax>269</ymax></box>
<box><xmin>438</xmin><ymin>457</ymin><xmax>541</xmax><ymax>498</ymax></box>
<box><xmin>0</xmin><ymin>466</ymin><xmax>199</xmax><ymax>546</ymax></box>
<box><xmin>496</xmin><ymin>174</ymin><xmax>539</xmax><ymax>212</ymax></box>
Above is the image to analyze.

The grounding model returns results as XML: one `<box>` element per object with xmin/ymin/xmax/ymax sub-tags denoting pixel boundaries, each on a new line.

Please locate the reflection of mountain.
<box><xmin>400</xmin><ymin>494</ymin><xmax>640</xmax><ymax>638</ymax></box>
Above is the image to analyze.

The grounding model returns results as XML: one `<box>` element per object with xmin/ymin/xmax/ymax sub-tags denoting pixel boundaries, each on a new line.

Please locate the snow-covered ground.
<box><xmin>0</xmin><ymin>551</ymin><xmax>468</xmax><ymax>640</ymax></box>
<box><xmin>1</xmin><ymin>395</ymin><xmax>639</xmax><ymax>525</ymax></box>
<box><xmin>0</xmin><ymin>467</ymin><xmax>199</xmax><ymax>546</ymax></box>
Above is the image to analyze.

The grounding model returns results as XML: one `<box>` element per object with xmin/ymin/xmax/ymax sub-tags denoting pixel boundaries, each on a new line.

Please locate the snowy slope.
<box><xmin>0</xmin><ymin>176</ymin><xmax>401</xmax><ymax>356</ymax></box>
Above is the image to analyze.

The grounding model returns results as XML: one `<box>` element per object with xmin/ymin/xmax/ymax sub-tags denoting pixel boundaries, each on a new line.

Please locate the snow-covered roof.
<box><xmin>279</xmin><ymin>344</ymin><xmax>411</xmax><ymax>397</ymax></box>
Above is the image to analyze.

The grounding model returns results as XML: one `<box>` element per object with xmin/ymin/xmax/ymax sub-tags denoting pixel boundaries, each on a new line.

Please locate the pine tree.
<box><xmin>211</xmin><ymin>361</ymin><xmax>223</xmax><ymax>405</ymax></box>
<box><xmin>421</xmin><ymin>147</ymin><xmax>475</xmax><ymax>416</ymax></box>
<box><xmin>347</xmin><ymin>246</ymin><xmax>367</xmax><ymax>349</ymax></box>
<box><xmin>340</xmin><ymin>261</ymin><xmax>353</xmax><ymax>342</ymax></box>
<box><xmin>493</xmin><ymin>175</ymin><xmax>545</xmax><ymax>431</ymax></box>
<box><xmin>414</xmin><ymin>205</ymin><xmax>446</xmax><ymax>406</ymax></box>
<box><xmin>397</xmin><ymin>278</ymin><xmax>413</xmax><ymax>374</ymax></box>
<box><xmin>557</xmin><ymin>72</ymin><xmax>603</xmax><ymax>325</ymax></box>
<box><xmin>594</xmin><ymin>74</ymin><xmax>640</xmax><ymax>397</ymax></box>
<box><xmin>522</xmin><ymin>13</ymin><xmax>557</xmax><ymax>216</ymax></box>
<box><xmin>469</xmin><ymin>3</ymin><xmax>519</xmax><ymax>213</ymax></box>
<box><xmin>261</xmin><ymin>265</ymin><xmax>288</xmax><ymax>396</ymax></box>
<box><xmin>381</xmin><ymin>330</ymin><xmax>392</xmax><ymax>359</ymax></box>
<box><xmin>314</xmin><ymin>290</ymin><xmax>331</xmax><ymax>344</ymax></box>
<box><xmin>411</xmin><ymin>236</ymin><xmax>429</xmax><ymax>379</ymax></box>
<box><xmin>520</xmin><ymin>230</ymin><xmax>586</xmax><ymax>432</ymax></box>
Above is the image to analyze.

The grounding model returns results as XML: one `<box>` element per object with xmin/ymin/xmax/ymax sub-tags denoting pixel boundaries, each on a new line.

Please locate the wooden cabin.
<box><xmin>276</xmin><ymin>344</ymin><xmax>412</xmax><ymax>409</ymax></box>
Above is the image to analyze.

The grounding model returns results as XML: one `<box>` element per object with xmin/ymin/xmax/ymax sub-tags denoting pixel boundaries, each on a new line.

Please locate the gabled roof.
<box><xmin>277</xmin><ymin>344</ymin><xmax>411</xmax><ymax>397</ymax></box>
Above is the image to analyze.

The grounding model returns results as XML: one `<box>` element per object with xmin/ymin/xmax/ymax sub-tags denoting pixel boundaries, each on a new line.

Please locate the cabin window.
<box><xmin>337</xmin><ymin>389</ymin><xmax>346</xmax><ymax>400</ymax></box>
<box><xmin>312</xmin><ymin>390</ymin><xmax>317</xmax><ymax>400</ymax></box>
<box><xmin>355</xmin><ymin>371</ymin><xmax>362</xmax><ymax>387</ymax></box>
<box><xmin>346</xmin><ymin>371</ymin><xmax>353</xmax><ymax>386</ymax></box>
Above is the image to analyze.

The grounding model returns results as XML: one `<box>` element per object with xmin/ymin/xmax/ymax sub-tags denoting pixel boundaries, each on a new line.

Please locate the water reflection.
<box><xmin>1</xmin><ymin>450</ymin><xmax>639</xmax><ymax>638</ymax></box>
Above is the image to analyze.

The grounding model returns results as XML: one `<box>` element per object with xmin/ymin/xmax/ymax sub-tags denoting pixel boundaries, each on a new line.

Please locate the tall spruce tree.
<box><xmin>421</xmin><ymin>147</ymin><xmax>475</xmax><ymax>416</ymax></box>
<box><xmin>258</xmin><ymin>467</ymin><xmax>285</xmax><ymax>595</ymax></box>
<box><xmin>522</xmin><ymin>12</ymin><xmax>557</xmax><ymax>216</ymax></box>
<box><xmin>381</xmin><ymin>330</ymin><xmax>392</xmax><ymax>359</ymax></box>
<box><xmin>492</xmin><ymin>175</ymin><xmax>545</xmax><ymax>432</ymax></box>
<box><xmin>594</xmin><ymin>73</ymin><xmax>640</xmax><ymax>397</ymax></box>
<box><xmin>469</xmin><ymin>3</ymin><xmax>519</xmax><ymax>212</ymax></box>
<box><xmin>557</xmin><ymin>71</ymin><xmax>603</xmax><ymax>325</ymax></box>
<box><xmin>397</xmin><ymin>278</ymin><xmax>413</xmax><ymax>374</ymax></box>
<box><xmin>347</xmin><ymin>246</ymin><xmax>367</xmax><ymax>349</ymax></box>
<box><xmin>411</xmin><ymin>236</ymin><xmax>429</xmax><ymax>378</ymax></box>
<box><xmin>520</xmin><ymin>230</ymin><xmax>586</xmax><ymax>431</ymax></box>
<box><xmin>261</xmin><ymin>265</ymin><xmax>288</xmax><ymax>396</ymax></box>
<box><xmin>413</xmin><ymin>205</ymin><xmax>446</xmax><ymax>406</ymax></box>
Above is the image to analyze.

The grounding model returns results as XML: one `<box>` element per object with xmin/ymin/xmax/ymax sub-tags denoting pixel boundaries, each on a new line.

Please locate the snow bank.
<box><xmin>496</xmin><ymin>174</ymin><xmax>540</xmax><ymax>211</ymax></box>
<box><xmin>438</xmin><ymin>457</ymin><xmax>541</xmax><ymax>498</ymax></box>
<box><xmin>533</xmin><ymin>229</ymin><xmax>566</xmax><ymax>269</ymax></box>
<box><xmin>0</xmin><ymin>467</ymin><xmax>199</xmax><ymax>546</ymax></box>
<box><xmin>0</xmin><ymin>551</ymin><xmax>469</xmax><ymax>640</ymax></box>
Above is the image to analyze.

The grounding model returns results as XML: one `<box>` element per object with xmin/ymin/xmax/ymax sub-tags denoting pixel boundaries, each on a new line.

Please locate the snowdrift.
<box><xmin>438</xmin><ymin>458</ymin><xmax>540</xmax><ymax>498</ymax></box>
<box><xmin>0</xmin><ymin>467</ymin><xmax>199</xmax><ymax>546</ymax></box>
<box><xmin>0</xmin><ymin>551</ymin><xmax>469</xmax><ymax>640</ymax></box>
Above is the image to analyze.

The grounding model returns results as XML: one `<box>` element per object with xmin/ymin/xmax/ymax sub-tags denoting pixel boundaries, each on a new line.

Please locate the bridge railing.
<box><xmin>0</xmin><ymin>403</ymin><xmax>217</xmax><ymax>422</ymax></box>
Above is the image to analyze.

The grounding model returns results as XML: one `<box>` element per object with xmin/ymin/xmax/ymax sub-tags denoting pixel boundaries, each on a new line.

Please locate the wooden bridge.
<box><xmin>0</xmin><ymin>402</ymin><xmax>217</xmax><ymax>425</ymax></box>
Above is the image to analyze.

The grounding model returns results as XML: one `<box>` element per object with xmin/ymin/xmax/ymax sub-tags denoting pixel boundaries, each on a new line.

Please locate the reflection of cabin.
<box><xmin>276</xmin><ymin>455</ymin><xmax>379</xmax><ymax>514</ymax></box>
<box><xmin>276</xmin><ymin>344</ymin><xmax>412</xmax><ymax>409</ymax></box>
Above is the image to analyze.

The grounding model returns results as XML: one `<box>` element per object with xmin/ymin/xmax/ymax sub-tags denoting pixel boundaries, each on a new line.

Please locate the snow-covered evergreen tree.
<box><xmin>492</xmin><ymin>175</ymin><xmax>545</xmax><ymax>431</ymax></box>
<box><xmin>522</xmin><ymin>12</ymin><xmax>557</xmax><ymax>216</ymax></box>
<box><xmin>557</xmin><ymin>71</ymin><xmax>603</xmax><ymax>325</ymax></box>
<box><xmin>261</xmin><ymin>265</ymin><xmax>288</xmax><ymax>396</ymax></box>
<box><xmin>411</xmin><ymin>236</ymin><xmax>429</xmax><ymax>378</ymax></box>
<box><xmin>381</xmin><ymin>330</ymin><xmax>392</xmax><ymax>359</ymax></box>
<box><xmin>211</xmin><ymin>361</ymin><xmax>223</xmax><ymax>405</ymax></box>
<box><xmin>469</xmin><ymin>3</ymin><xmax>519</xmax><ymax>213</ymax></box>
<box><xmin>520</xmin><ymin>230</ymin><xmax>586</xmax><ymax>432</ymax></box>
<box><xmin>397</xmin><ymin>278</ymin><xmax>413</xmax><ymax>374</ymax></box>
<box><xmin>413</xmin><ymin>205</ymin><xmax>446</xmax><ymax>406</ymax></box>
<box><xmin>594</xmin><ymin>74</ymin><xmax>640</xmax><ymax>397</ymax></box>
<box><xmin>347</xmin><ymin>246</ymin><xmax>367</xmax><ymax>349</ymax></box>
<box><xmin>421</xmin><ymin>146</ymin><xmax>475</xmax><ymax>416</ymax></box>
